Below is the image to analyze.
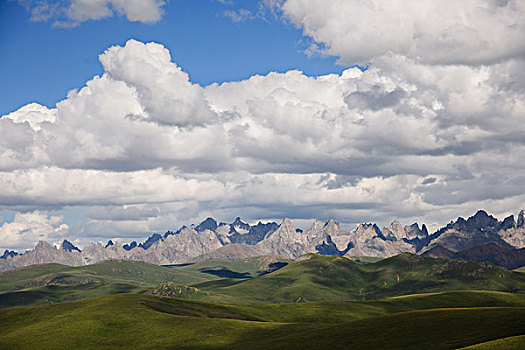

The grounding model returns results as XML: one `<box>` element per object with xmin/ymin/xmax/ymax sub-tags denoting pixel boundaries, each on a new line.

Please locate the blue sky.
<box><xmin>0</xmin><ymin>0</ymin><xmax>343</xmax><ymax>116</ymax></box>
<box><xmin>0</xmin><ymin>0</ymin><xmax>523</xmax><ymax>250</ymax></box>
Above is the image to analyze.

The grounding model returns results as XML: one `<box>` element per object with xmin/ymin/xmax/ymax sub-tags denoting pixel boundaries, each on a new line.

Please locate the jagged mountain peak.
<box><xmin>310</xmin><ymin>220</ymin><xmax>325</xmax><ymax>231</ymax></box>
<box><xmin>231</xmin><ymin>217</ymin><xmax>250</xmax><ymax>230</ymax></box>
<box><xmin>195</xmin><ymin>217</ymin><xmax>218</xmax><ymax>233</ymax></box>
<box><xmin>280</xmin><ymin>217</ymin><xmax>295</xmax><ymax>228</ymax></box>
<box><xmin>123</xmin><ymin>241</ymin><xmax>137</xmax><ymax>251</ymax></box>
<box><xmin>324</xmin><ymin>218</ymin><xmax>339</xmax><ymax>228</ymax></box>
<box><xmin>501</xmin><ymin>215</ymin><xmax>516</xmax><ymax>230</ymax></box>
<box><xmin>389</xmin><ymin>219</ymin><xmax>403</xmax><ymax>228</ymax></box>
<box><xmin>404</xmin><ymin>223</ymin><xmax>428</xmax><ymax>239</ymax></box>
<box><xmin>356</xmin><ymin>223</ymin><xmax>381</xmax><ymax>234</ymax></box>
<box><xmin>61</xmin><ymin>239</ymin><xmax>81</xmax><ymax>252</ymax></box>
<box><xmin>466</xmin><ymin>210</ymin><xmax>499</xmax><ymax>229</ymax></box>
<box><xmin>518</xmin><ymin>210</ymin><xmax>525</xmax><ymax>228</ymax></box>
<box><xmin>1</xmin><ymin>249</ymin><xmax>19</xmax><ymax>259</ymax></box>
<box><xmin>35</xmin><ymin>240</ymin><xmax>54</xmax><ymax>249</ymax></box>
<box><xmin>139</xmin><ymin>233</ymin><xmax>163</xmax><ymax>250</ymax></box>
<box><xmin>1</xmin><ymin>210</ymin><xmax>524</xmax><ymax>273</ymax></box>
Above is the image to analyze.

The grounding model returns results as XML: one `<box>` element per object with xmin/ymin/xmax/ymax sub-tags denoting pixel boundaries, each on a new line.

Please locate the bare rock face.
<box><xmin>427</xmin><ymin>210</ymin><xmax>524</xmax><ymax>252</ymax></box>
<box><xmin>404</xmin><ymin>223</ymin><xmax>429</xmax><ymax>240</ymax></box>
<box><xmin>1</xmin><ymin>210</ymin><xmax>523</xmax><ymax>272</ymax></box>
<box><xmin>256</xmin><ymin>218</ymin><xmax>308</xmax><ymax>258</ymax></box>
<box><xmin>81</xmin><ymin>242</ymin><xmax>119</xmax><ymax>265</ymax></box>
<box><xmin>342</xmin><ymin>223</ymin><xmax>415</xmax><ymax>258</ymax></box>
<box><xmin>191</xmin><ymin>243</ymin><xmax>264</xmax><ymax>262</ymax></box>
<box><xmin>498</xmin><ymin>211</ymin><xmax>525</xmax><ymax>248</ymax></box>
<box><xmin>383</xmin><ymin>220</ymin><xmax>405</xmax><ymax>241</ymax></box>
<box><xmin>164</xmin><ymin>227</ymin><xmax>224</xmax><ymax>262</ymax></box>
<box><xmin>518</xmin><ymin>210</ymin><xmax>525</xmax><ymax>228</ymax></box>
<box><xmin>6</xmin><ymin>241</ymin><xmax>83</xmax><ymax>269</ymax></box>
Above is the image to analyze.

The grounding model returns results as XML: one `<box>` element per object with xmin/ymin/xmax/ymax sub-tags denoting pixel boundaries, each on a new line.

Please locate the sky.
<box><xmin>1</xmin><ymin>0</ymin><xmax>524</xmax><ymax>250</ymax></box>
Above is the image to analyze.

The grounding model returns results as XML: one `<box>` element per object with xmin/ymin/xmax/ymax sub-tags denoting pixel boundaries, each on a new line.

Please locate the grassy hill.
<box><xmin>459</xmin><ymin>335</ymin><xmax>525</xmax><ymax>349</ymax></box>
<box><xmin>4</xmin><ymin>253</ymin><xmax>524</xmax><ymax>307</ymax></box>
<box><xmin>186</xmin><ymin>253</ymin><xmax>525</xmax><ymax>303</ymax></box>
<box><xmin>1</xmin><ymin>292</ymin><xmax>524</xmax><ymax>349</ymax></box>
<box><xmin>0</xmin><ymin>258</ymin><xmax>290</xmax><ymax>308</ymax></box>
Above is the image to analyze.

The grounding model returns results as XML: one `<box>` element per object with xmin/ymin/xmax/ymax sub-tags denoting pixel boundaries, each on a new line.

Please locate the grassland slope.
<box><xmin>1</xmin><ymin>293</ymin><xmax>524</xmax><ymax>349</ymax></box>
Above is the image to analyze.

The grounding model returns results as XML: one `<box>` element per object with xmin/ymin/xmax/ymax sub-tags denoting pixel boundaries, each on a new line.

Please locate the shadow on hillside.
<box><xmin>199</xmin><ymin>268</ymin><xmax>252</xmax><ymax>279</ymax></box>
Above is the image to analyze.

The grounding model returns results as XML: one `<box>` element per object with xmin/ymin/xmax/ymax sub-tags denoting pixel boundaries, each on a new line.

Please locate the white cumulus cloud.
<box><xmin>1</xmin><ymin>38</ymin><xmax>524</xmax><ymax>248</ymax></box>
<box><xmin>18</xmin><ymin>0</ymin><xmax>165</xmax><ymax>26</ymax></box>
<box><xmin>0</xmin><ymin>211</ymin><xmax>69</xmax><ymax>250</ymax></box>
<box><xmin>278</xmin><ymin>0</ymin><xmax>525</xmax><ymax>65</ymax></box>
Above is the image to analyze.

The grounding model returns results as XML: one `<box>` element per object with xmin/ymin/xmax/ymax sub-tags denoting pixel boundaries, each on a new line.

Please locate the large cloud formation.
<box><xmin>0</xmin><ymin>212</ymin><xmax>69</xmax><ymax>250</ymax></box>
<box><xmin>280</xmin><ymin>0</ymin><xmax>525</xmax><ymax>65</ymax></box>
<box><xmin>1</xmin><ymin>0</ymin><xmax>524</xmax><ymax>249</ymax></box>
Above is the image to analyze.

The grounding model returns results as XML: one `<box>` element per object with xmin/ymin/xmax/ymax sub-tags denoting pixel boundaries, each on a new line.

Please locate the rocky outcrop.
<box><xmin>256</xmin><ymin>218</ymin><xmax>308</xmax><ymax>258</ymax></box>
<box><xmin>341</xmin><ymin>223</ymin><xmax>416</xmax><ymax>257</ymax></box>
<box><xmin>191</xmin><ymin>243</ymin><xmax>263</xmax><ymax>262</ymax></box>
<box><xmin>422</xmin><ymin>242</ymin><xmax>525</xmax><ymax>270</ymax></box>
<box><xmin>1</xmin><ymin>250</ymin><xmax>19</xmax><ymax>259</ymax></box>
<box><xmin>428</xmin><ymin>210</ymin><xmax>525</xmax><ymax>252</ymax></box>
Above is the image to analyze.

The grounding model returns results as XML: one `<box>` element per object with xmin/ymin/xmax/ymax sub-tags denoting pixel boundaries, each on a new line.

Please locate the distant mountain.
<box><xmin>425</xmin><ymin>210</ymin><xmax>519</xmax><ymax>251</ymax></box>
<box><xmin>61</xmin><ymin>240</ymin><xmax>81</xmax><ymax>253</ymax></box>
<box><xmin>423</xmin><ymin>242</ymin><xmax>525</xmax><ymax>270</ymax></box>
<box><xmin>1</xmin><ymin>210</ymin><xmax>524</xmax><ymax>272</ymax></box>
<box><xmin>0</xmin><ymin>250</ymin><xmax>18</xmax><ymax>259</ymax></box>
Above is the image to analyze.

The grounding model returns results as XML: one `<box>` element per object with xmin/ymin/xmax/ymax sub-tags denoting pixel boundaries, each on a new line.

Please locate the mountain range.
<box><xmin>1</xmin><ymin>209</ymin><xmax>524</xmax><ymax>272</ymax></box>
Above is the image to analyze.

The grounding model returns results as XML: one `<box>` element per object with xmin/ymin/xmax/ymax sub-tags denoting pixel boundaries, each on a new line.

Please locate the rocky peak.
<box><xmin>195</xmin><ymin>217</ymin><xmax>218</xmax><ymax>233</ymax></box>
<box><xmin>518</xmin><ymin>210</ymin><xmax>525</xmax><ymax>228</ymax></box>
<box><xmin>355</xmin><ymin>223</ymin><xmax>383</xmax><ymax>239</ymax></box>
<box><xmin>108</xmin><ymin>241</ymin><xmax>124</xmax><ymax>249</ymax></box>
<box><xmin>105</xmin><ymin>240</ymin><xmax>114</xmax><ymax>248</ymax></box>
<box><xmin>123</xmin><ymin>241</ymin><xmax>137</xmax><ymax>251</ymax></box>
<box><xmin>280</xmin><ymin>218</ymin><xmax>295</xmax><ymax>231</ymax></box>
<box><xmin>1</xmin><ymin>249</ymin><xmax>18</xmax><ymax>259</ymax></box>
<box><xmin>500</xmin><ymin>215</ymin><xmax>516</xmax><ymax>230</ymax></box>
<box><xmin>389</xmin><ymin>220</ymin><xmax>403</xmax><ymax>231</ymax></box>
<box><xmin>232</xmin><ymin>217</ymin><xmax>250</xmax><ymax>231</ymax></box>
<box><xmin>385</xmin><ymin>220</ymin><xmax>405</xmax><ymax>240</ymax></box>
<box><xmin>262</xmin><ymin>218</ymin><xmax>298</xmax><ymax>241</ymax></box>
<box><xmin>139</xmin><ymin>233</ymin><xmax>163</xmax><ymax>250</ymax></box>
<box><xmin>35</xmin><ymin>240</ymin><xmax>55</xmax><ymax>250</ymax></box>
<box><xmin>466</xmin><ymin>210</ymin><xmax>499</xmax><ymax>230</ymax></box>
<box><xmin>310</xmin><ymin>220</ymin><xmax>325</xmax><ymax>232</ymax></box>
<box><xmin>404</xmin><ymin>223</ymin><xmax>428</xmax><ymax>240</ymax></box>
<box><xmin>323</xmin><ymin>219</ymin><xmax>342</xmax><ymax>235</ymax></box>
<box><xmin>61</xmin><ymin>239</ymin><xmax>81</xmax><ymax>252</ymax></box>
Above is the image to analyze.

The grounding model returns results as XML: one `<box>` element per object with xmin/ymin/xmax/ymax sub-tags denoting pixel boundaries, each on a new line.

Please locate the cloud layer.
<box><xmin>280</xmin><ymin>0</ymin><xmax>525</xmax><ymax>65</ymax></box>
<box><xmin>1</xmin><ymin>37</ymin><xmax>524</xmax><ymax>249</ymax></box>
<box><xmin>18</xmin><ymin>0</ymin><xmax>165</xmax><ymax>26</ymax></box>
<box><xmin>2</xmin><ymin>0</ymin><xmax>525</xmax><ymax>249</ymax></box>
<box><xmin>0</xmin><ymin>211</ymin><xmax>69</xmax><ymax>250</ymax></box>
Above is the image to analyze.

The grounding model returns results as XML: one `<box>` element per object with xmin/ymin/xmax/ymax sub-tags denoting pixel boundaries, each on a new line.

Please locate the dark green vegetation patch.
<box><xmin>1</xmin><ymin>292</ymin><xmax>525</xmax><ymax>349</ymax></box>
<box><xmin>184</xmin><ymin>253</ymin><xmax>525</xmax><ymax>304</ymax></box>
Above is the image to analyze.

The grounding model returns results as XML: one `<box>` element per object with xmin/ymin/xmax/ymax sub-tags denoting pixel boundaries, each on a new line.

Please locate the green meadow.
<box><xmin>1</xmin><ymin>254</ymin><xmax>525</xmax><ymax>349</ymax></box>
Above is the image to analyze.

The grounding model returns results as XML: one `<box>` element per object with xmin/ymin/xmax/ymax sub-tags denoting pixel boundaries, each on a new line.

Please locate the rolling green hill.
<box><xmin>4</xmin><ymin>253</ymin><xmax>524</xmax><ymax>307</ymax></box>
<box><xmin>185</xmin><ymin>253</ymin><xmax>525</xmax><ymax>303</ymax></box>
<box><xmin>0</xmin><ymin>258</ymin><xmax>290</xmax><ymax>308</ymax></box>
<box><xmin>1</xmin><ymin>292</ymin><xmax>524</xmax><ymax>349</ymax></box>
<box><xmin>459</xmin><ymin>335</ymin><xmax>525</xmax><ymax>349</ymax></box>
